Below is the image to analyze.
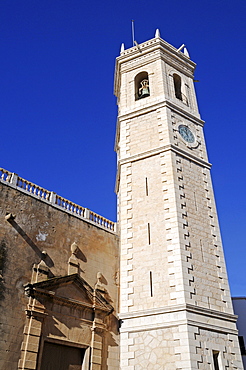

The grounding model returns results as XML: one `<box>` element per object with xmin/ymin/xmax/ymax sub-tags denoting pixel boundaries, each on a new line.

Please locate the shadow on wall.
<box><xmin>5</xmin><ymin>213</ymin><xmax>54</xmax><ymax>268</ymax></box>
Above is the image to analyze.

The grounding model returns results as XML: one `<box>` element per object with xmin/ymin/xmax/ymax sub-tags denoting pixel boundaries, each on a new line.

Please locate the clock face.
<box><xmin>178</xmin><ymin>125</ymin><xmax>195</xmax><ymax>143</ymax></box>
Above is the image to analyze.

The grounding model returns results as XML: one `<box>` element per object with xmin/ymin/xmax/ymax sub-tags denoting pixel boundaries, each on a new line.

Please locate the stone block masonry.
<box><xmin>115</xmin><ymin>33</ymin><xmax>243</xmax><ymax>369</ymax></box>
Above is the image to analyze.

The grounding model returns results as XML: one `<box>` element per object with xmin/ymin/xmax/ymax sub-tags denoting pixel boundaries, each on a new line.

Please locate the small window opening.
<box><xmin>147</xmin><ymin>223</ymin><xmax>151</xmax><ymax>245</ymax></box>
<box><xmin>135</xmin><ymin>72</ymin><xmax>150</xmax><ymax>100</ymax></box>
<box><xmin>173</xmin><ymin>73</ymin><xmax>182</xmax><ymax>100</ymax></box>
<box><xmin>145</xmin><ymin>177</ymin><xmax>148</xmax><ymax>196</ymax></box>
<box><xmin>212</xmin><ymin>351</ymin><xmax>220</xmax><ymax>370</ymax></box>
<box><xmin>149</xmin><ymin>271</ymin><xmax>153</xmax><ymax>297</ymax></box>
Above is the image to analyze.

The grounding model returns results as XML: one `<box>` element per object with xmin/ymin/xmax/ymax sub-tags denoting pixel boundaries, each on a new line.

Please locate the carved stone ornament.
<box><xmin>68</xmin><ymin>242</ymin><xmax>80</xmax><ymax>274</ymax></box>
<box><xmin>20</xmin><ymin>274</ymin><xmax>114</xmax><ymax>370</ymax></box>
<box><xmin>24</xmin><ymin>273</ymin><xmax>113</xmax><ymax>317</ymax></box>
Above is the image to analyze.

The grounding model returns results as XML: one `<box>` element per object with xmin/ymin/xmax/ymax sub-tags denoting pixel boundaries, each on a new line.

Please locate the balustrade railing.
<box><xmin>0</xmin><ymin>167</ymin><xmax>116</xmax><ymax>233</ymax></box>
<box><xmin>0</xmin><ymin>168</ymin><xmax>12</xmax><ymax>182</ymax></box>
<box><xmin>55</xmin><ymin>195</ymin><xmax>86</xmax><ymax>218</ymax></box>
<box><xmin>89</xmin><ymin>211</ymin><xmax>115</xmax><ymax>231</ymax></box>
<box><xmin>17</xmin><ymin>178</ymin><xmax>51</xmax><ymax>200</ymax></box>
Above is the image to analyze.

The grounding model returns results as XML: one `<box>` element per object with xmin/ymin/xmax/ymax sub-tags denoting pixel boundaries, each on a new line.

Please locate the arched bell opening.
<box><xmin>173</xmin><ymin>73</ymin><xmax>182</xmax><ymax>100</ymax></box>
<box><xmin>135</xmin><ymin>72</ymin><xmax>150</xmax><ymax>100</ymax></box>
<box><xmin>173</xmin><ymin>73</ymin><xmax>189</xmax><ymax>106</ymax></box>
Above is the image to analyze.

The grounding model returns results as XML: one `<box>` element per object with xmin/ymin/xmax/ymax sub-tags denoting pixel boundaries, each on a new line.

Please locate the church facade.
<box><xmin>0</xmin><ymin>31</ymin><xmax>243</xmax><ymax>369</ymax></box>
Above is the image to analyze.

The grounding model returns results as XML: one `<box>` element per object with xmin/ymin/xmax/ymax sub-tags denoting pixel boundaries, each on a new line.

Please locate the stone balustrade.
<box><xmin>55</xmin><ymin>194</ymin><xmax>86</xmax><ymax>217</ymax></box>
<box><xmin>0</xmin><ymin>168</ymin><xmax>116</xmax><ymax>233</ymax></box>
<box><xmin>17</xmin><ymin>177</ymin><xmax>51</xmax><ymax>200</ymax></box>
<box><xmin>0</xmin><ymin>168</ymin><xmax>12</xmax><ymax>182</ymax></box>
<box><xmin>89</xmin><ymin>210</ymin><xmax>115</xmax><ymax>231</ymax></box>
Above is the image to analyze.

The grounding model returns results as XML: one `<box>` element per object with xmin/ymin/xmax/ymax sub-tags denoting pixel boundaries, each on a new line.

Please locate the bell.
<box><xmin>140</xmin><ymin>87</ymin><xmax>150</xmax><ymax>97</ymax></box>
<box><xmin>139</xmin><ymin>79</ymin><xmax>150</xmax><ymax>98</ymax></box>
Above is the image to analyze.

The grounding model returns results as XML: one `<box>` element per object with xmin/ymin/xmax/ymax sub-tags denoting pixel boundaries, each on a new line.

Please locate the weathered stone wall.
<box><xmin>0</xmin><ymin>182</ymin><xmax>119</xmax><ymax>369</ymax></box>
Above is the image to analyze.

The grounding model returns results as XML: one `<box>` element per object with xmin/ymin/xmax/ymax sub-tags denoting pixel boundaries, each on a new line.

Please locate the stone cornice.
<box><xmin>117</xmin><ymin>100</ymin><xmax>204</xmax><ymax>127</ymax></box>
<box><xmin>115</xmin><ymin>144</ymin><xmax>211</xmax><ymax>193</ymax></box>
<box><xmin>170</xmin><ymin>145</ymin><xmax>212</xmax><ymax>168</ymax></box>
<box><xmin>114</xmin><ymin>37</ymin><xmax>196</xmax><ymax>97</ymax></box>
<box><xmin>118</xmin><ymin>144</ymin><xmax>211</xmax><ymax>169</ymax></box>
<box><xmin>119</xmin><ymin>304</ymin><xmax>238</xmax><ymax>335</ymax></box>
<box><xmin>185</xmin><ymin>303</ymin><xmax>237</xmax><ymax>322</ymax></box>
<box><xmin>119</xmin><ymin>303</ymin><xmax>237</xmax><ymax>323</ymax></box>
<box><xmin>117</xmin><ymin>38</ymin><xmax>195</xmax><ymax>68</ymax></box>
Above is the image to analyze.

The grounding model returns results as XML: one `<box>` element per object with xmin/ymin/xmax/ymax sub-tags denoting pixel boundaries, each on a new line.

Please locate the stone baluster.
<box><xmin>10</xmin><ymin>172</ymin><xmax>18</xmax><ymax>186</ymax></box>
<box><xmin>49</xmin><ymin>191</ymin><xmax>56</xmax><ymax>204</ymax></box>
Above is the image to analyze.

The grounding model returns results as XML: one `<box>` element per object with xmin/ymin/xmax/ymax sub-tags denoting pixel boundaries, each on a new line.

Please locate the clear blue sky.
<box><xmin>0</xmin><ymin>0</ymin><xmax>245</xmax><ymax>296</ymax></box>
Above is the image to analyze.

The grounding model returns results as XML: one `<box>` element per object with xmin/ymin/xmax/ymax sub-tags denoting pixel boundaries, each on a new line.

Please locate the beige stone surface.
<box><xmin>0</xmin><ymin>182</ymin><xmax>119</xmax><ymax>370</ymax></box>
<box><xmin>115</xmin><ymin>35</ymin><xmax>243</xmax><ymax>369</ymax></box>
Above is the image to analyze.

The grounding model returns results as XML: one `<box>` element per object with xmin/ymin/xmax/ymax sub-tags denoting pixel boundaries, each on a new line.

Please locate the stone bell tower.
<box><xmin>114</xmin><ymin>30</ymin><xmax>243</xmax><ymax>369</ymax></box>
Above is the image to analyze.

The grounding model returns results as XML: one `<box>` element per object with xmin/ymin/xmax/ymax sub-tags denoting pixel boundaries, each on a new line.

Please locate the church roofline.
<box><xmin>0</xmin><ymin>167</ymin><xmax>117</xmax><ymax>234</ymax></box>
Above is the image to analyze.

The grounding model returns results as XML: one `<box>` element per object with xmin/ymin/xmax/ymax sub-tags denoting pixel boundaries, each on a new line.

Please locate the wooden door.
<box><xmin>40</xmin><ymin>342</ymin><xmax>85</xmax><ymax>370</ymax></box>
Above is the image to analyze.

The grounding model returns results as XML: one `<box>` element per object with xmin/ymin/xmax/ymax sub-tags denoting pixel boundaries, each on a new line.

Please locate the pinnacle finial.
<box><xmin>155</xmin><ymin>29</ymin><xmax>161</xmax><ymax>38</ymax></box>
<box><xmin>183</xmin><ymin>47</ymin><xmax>190</xmax><ymax>58</ymax></box>
<box><xmin>71</xmin><ymin>242</ymin><xmax>78</xmax><ymax>256</ymax></box>
<box><xmin>120</xmin><ymin>43</ymin><xmax>125</xmax><ymax>53</ymax></box>
<box><xmin>177</xmin><ymin>44</ymin><xmax>185</xmax><ymax>52</ymax></box>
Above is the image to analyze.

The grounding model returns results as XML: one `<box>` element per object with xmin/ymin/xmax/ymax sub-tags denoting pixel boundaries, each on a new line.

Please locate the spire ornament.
<box><xmin>155</xmin><ymin>29</ymin><xmax>161</xmax><ymax>38</ymax></box>
<box><xmin>120</xmin><ymin>43</ymin><xmax>125</xmax><ymax>53</ymax></box>
<box><xmin>183</xmin><ymin>47</ymin><xmax>190</xmax><ymax>58</ymax></box>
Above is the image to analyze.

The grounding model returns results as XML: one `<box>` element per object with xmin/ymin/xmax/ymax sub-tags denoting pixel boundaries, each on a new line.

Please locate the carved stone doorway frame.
<box><xmin>18</xmin><ymin>274</ymin><xmax>113</xmax><ymax>370</ymax></box>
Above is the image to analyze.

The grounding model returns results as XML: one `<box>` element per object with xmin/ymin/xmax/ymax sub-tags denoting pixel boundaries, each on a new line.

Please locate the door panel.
<box><xmin>40</xmin><ymin>342</ymin><xmax>85</xmax><ymax>370</ymax></box>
